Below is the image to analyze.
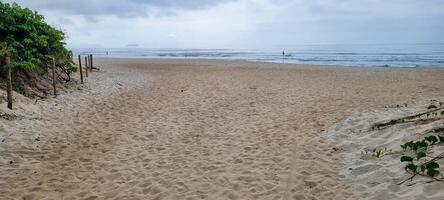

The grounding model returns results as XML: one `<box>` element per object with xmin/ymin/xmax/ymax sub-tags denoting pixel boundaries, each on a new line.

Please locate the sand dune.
<box><xmin>327</xmin><ymin>103</ymin><xmax>444</xmax><ymax>200</ymax></box>
<box><xmin>1</xmin><ymin>58</ymin><xmax>444</xmax><ymax>199</ymax></box>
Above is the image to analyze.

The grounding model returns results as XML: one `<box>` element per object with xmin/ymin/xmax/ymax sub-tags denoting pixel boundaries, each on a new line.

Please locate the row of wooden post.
<box><xmin>3</xmin><ymin>54</ymin><xmax>94</xmax><ymax>109</ymax></box>
<box><xmin>78</xmin><ymin>54</ymin><xmax>94</xmax><ymax>84</ymax></box>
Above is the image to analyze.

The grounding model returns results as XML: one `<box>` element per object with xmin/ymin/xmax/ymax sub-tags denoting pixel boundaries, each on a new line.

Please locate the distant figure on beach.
<box><xmin>282</xmin><ymin>50</ymin><xmax>285</xmax><ymax>63</ymax></box>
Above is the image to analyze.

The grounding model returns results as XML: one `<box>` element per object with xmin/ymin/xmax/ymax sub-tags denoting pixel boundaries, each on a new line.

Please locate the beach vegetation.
<box><xmin>0</xmin><ymin>2</ymin><xmax>75</xmax><ymax>95</ymax></box>
<box><xmin>439</xmin><ymin>135</ymin><xmax>444</xmax><ymax>143</ymax></box>
<box><xmin>425</xmin><ymin>136</ymin><xmax>438</xmax><ymax>145</ymax></box>
<box><xmin>398</xmin><ymin>133</ymin><xmax>444</xmax><ymax>184</ymax></box>
<box><xmin>400</xmin><ymin>155</ymin><xmax>414</xmax><ymax>162</ymax></box>
<box><xmin>416</xmin><ymin>151</ymin><xmax>427</xmax><ymax>160</ymax></box>
<box><xmin>373</xmin><ymin>148</ymin><xmax>384</xmax><ymax>158</ymax></box>
<box><xmin>370</xmin><ymin>147</ymin><xmax>393</xmax><ymax>158</ymax></box>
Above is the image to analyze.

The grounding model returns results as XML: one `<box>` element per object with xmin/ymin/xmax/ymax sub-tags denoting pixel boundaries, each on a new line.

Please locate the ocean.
<box><xmin>72</xmin><ymin>44</ymin><xmax>444</xmax><ymax>67</ymax></box>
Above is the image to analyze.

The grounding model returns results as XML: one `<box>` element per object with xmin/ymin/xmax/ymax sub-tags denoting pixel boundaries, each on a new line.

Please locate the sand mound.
<box><xmin>327</xmin><ymin>103</ymin><xmax>444</xmax><ymax>199</ymax></box>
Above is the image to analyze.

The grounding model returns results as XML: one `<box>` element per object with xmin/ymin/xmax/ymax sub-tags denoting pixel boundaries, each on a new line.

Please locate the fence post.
<box><xmin>78</xmin><ymin>55</ymin><xmax>83</xmax><ymax>84</ymax></box>
<box><xmin>5</xmin><ymin>56</ymin><xmax>12</xmax><ymax>109</ymax></box>
<box><xmin>84</xmin><ymin>56</ymin><xmax>88</xmax><ymax>77</ymax></box>
<box><xmin>89</xmin><ymin>54</ymin><xmax>93</xmax><ymax>72</ymax></box>
<box><xmin>52</xmin><ymin>57</ymin><xmax>57</xmax><ymax>96</ymax></box>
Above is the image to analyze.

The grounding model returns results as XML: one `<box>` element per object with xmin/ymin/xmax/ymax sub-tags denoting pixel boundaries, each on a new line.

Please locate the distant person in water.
<box><xmin>282</xmin><ymin>50</ymin><xmax>285</xmax><ymax>63</ymax></box>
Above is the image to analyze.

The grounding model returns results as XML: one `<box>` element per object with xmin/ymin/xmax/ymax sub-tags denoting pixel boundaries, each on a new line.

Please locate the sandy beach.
<box><xmin>1</xmin><ymin>58</ymin><xmax>444</xmax><ymax>200</ymax></box>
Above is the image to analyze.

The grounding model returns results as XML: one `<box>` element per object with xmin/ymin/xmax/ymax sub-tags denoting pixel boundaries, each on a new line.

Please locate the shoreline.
<box><xmin>71</xmin><ymin>43</ymin><xmax>444</xmax><ymax>68</ymax></box>
<box><xmin>88</xmin><ymin>57</ymin><xmax>444</xmax><ymax>69</ymax></box>
<box><xmin>1</xmin><ymin>58</ymin><xmax>444</xmax><ymax>199</ymax></box>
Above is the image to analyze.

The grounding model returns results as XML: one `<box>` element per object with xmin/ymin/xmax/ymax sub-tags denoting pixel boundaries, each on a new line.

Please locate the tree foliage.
<box><xmin>0</xmin><ymin>2</ymin><xmax>74</xmax><ymax>73</ymax></box>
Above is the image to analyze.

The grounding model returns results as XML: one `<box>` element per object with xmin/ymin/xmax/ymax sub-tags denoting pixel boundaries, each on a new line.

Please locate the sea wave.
<box><xmin>72</xmin><ymin>44</ymin><xmax>444</xmax><ymax>67</ymax></box>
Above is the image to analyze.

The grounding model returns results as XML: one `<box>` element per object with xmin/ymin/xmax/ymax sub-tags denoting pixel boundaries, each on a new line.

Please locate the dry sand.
<box><xmin>1</xmin><ymin>58</ymin><xmax>444</xmax><ymax>200</ymax></box>
<box><xmin>327</xmin><ymin>103</ymin><xmax>444</xmax><ymax>200</ymax></box>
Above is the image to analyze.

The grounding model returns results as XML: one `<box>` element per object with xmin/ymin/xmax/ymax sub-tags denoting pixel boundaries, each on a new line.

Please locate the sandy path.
<box><xmin>1</xmin><ymin>59</ymin><xmax>444</xmax><ymax>200</ymax></box>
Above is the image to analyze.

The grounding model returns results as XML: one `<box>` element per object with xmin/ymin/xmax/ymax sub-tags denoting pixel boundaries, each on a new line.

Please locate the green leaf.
<box><xmin>405</xmin><ymin>163</ymin><xmax>417</xmax><ymax>173</ymax></box>
<box><xmin>438</xmin><ymin>135</ymin><xmax>444</xmax><ymax>143</ymax></box>
<box><xmin>416</xmin><ymin>152</ymin><xmax>427</xmax><ymax>160</ymax></box>
<box><xmin>412</xmin><ymin>142</ymin><xmax>418</xmax><ymax>151</ymax></box>
<box><xmin>425</xmin><ymin>136</ymin><xmax>438</xmax><ymax>145</ymax></box>
<box><xmin>421</xmin><ymin>165</ymin><xmax>426</xmax><ymax>172</ymax></box>
<box><xmin>400</xmin><ymin>144</ymin><xmax>406</xmax><ymax>150</ymax></box>
<box><xmin>400</xmin><ymin>156</ymin><xmax>414</xmax><ymax>162</ymax></box>
<box><xmin>405</xmin><ymin>141</ymin><xmax>414</xmax><ymax>150</ymax></box>
<box><xmin>416</xmin><ymin>140</ymin><xmax>428</xmax><ymax>150</ymax></box>
<box><xmin>426</xmin><ymin>162</ymin><xmax>439</xmax><ymax>169</ymax></box>
<box><xmin>425</xmin><ymin>137</ymin><xmax>432</xmax><ymax>143</ymax></box>
<box><xmin>426</xmin><ymin>169</ymin><xmax>440</xmax><ymax>177</ymax></box>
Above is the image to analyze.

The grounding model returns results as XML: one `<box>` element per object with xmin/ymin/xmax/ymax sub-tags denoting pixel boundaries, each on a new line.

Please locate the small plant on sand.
<box><xmin>398</xmin><ymin>135</ymin><xmax>444</xmax><ymax>184</ymax></box>
<box><xmin>371</xmin><ymin>148</ymin><xmax>392</xmax><ymax>158</ymax></box>
<box><xmin>373</xmin><ymin>148</ymin><xmax>384</xmax><ymax>158</ymax></box>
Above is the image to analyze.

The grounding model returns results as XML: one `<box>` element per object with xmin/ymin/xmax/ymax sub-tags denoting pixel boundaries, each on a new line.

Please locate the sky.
<box><xmin>4</xmin><ymin>0</ymin><xmax>444</xmax><ymax>48</ymax></box>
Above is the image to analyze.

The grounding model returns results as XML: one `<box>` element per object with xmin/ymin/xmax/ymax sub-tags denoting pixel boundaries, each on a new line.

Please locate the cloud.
<box><xmin>4</xmin><ymin>0</ymin><xmax>444</xmax><ymax>48</ymax></box>
<box><xmin>5</xmin><ymin>0</ymin><xmax>234</xmax><ymax>18</ymax></box>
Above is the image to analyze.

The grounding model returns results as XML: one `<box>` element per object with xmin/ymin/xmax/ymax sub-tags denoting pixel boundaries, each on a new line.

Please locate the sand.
<box><xmin>327</xmin><ymin>103</ymin><xmax>444</xmax><ymax>200</ymax></box>
<box><xmin>1</xmin><ymin>58</ymin><xmax>444</xmax><ymax>200</ymax></box>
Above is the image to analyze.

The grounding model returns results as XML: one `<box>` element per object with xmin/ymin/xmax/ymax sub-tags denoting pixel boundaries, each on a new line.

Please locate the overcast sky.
<box><xmin>5</xmin><ymin>0</ymin><xmax>444</xmax><ymax>48</ymax></box>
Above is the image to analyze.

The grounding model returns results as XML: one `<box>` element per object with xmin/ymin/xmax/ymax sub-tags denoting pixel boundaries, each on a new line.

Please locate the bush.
<box><xmin>0</xmin><ymin>2</ymin><xmax>74</xmax><ymax>74</ymax></box>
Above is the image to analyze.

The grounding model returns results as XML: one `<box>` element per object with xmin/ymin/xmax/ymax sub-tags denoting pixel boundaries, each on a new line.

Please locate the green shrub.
<box><xmin>0</xmin><ymin>2</ymin><xmax>74</xmax><ymax>74</ymax></box>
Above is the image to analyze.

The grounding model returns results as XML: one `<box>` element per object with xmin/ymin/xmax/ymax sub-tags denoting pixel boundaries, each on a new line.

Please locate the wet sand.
<box><xmin>1</xmin><ymin>58</ymin><xmax>444</xmax><ymax>199</ymax></box>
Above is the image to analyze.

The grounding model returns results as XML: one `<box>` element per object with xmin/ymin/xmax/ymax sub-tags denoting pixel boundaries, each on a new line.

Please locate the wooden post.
<box><xmin>89</xmin><ymin>54</ymin><xmax>93</xmax><ymax>72</ymax></box>
<box><xmin>78</xmin><ymin>55</ymin><xmax>83</xmax><ymax>84</ymax></box>
<box><xmin>5</xmin><ymin>56</ymin><xmax>12</xmax><ymax>109</ymax></box>
<box><xmin>52</xmin><ymin>57</ymin><xmax>57</xmax><ymax>96</ymax></box>
<box><xmin>84</xmin><ymin>56</ymin><xmax>88</xmax><ymax>77</ymax></box>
